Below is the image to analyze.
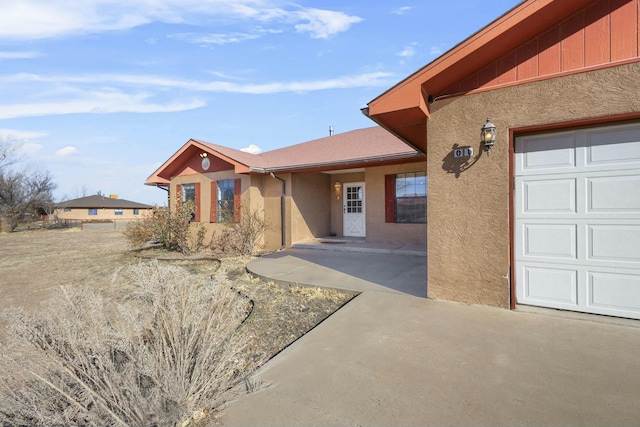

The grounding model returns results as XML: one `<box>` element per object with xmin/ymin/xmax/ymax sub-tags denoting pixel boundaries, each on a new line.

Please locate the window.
<box><xmin>114</xmin><ymin>208</ymin><xmax>123</xmax><ymax>216</ymax></box>
<box><xmin>216</xmin><ymin>179</ymin><xmax>235</xmax><ymax>222</ymax></box>
<box><xmin>181</xmin><ymin>183</ymin><xmax>196</xmax><ymax>204</ymax></box>
<box><xmin>133</xmin><ymin>208</ymin><xmax>139</xmax><ymax>215</ymax></box>
<box><xmin>64</xmin><ymin>207</ymin><xmax>71</xmax><ymax>212</ymax></box>
<box><xmin>88</xmin><ymin>208</ymin><xmax>97</xmax><ymax>216</ymax></box>
<box><xmin>177</xmin><ymin>182</ymin><xmax>200</xmax><ymax>222</ymax></box>
<box><xmin>385</xmin><ymin>172</ymin><xmax>427</xmax><ymax>224</ymax></box>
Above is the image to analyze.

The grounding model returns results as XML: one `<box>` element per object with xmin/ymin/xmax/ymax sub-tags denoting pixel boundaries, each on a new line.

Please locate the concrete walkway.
<box><xmin>220</xmin><ymin>248</ymin><xmax>640</xmax><ymax>427</ymax></box>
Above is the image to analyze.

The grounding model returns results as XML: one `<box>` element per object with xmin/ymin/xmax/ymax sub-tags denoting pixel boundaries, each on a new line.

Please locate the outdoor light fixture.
<box><xmin>334</xmin><ymin>181</ymin><xmax>342</xmax><ymax>191</ymax></box>
<box><xmin>481</xmin><ymin>118</ymin><xmax>497</xmax><ymax>155</ymax></box>
<box><xmin>199</xmin><ymin>152</ymin><xmax>208</xmax><ymax>158</ymax></box>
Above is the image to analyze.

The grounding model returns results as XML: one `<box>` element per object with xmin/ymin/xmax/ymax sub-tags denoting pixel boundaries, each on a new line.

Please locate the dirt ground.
<box><xmin>0</xmin><ymin>227</ymin><xmax>355</xmax><ymax>365</ymax></box>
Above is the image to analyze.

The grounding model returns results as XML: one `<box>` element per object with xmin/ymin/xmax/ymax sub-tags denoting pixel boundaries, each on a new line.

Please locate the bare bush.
<box><xmin>124</xmin><ymin>201</ymin><xmax>206</xmax><ymax>255</ymax></box>
<box><xmin>210</xmin><ymin>207</ymin><xmax>270</xmax><ymax>256</ymax></box>
<box><xmin>0</xmin><ymin>261</ymin><xmax>255</xmax><ymax>427</ymax></box>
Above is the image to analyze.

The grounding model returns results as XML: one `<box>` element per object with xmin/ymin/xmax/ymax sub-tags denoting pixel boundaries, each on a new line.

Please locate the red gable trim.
<box><xmin>366</xmin><ymin>0</ymin><xmax>634</xmax><ymax>152</ymax></box>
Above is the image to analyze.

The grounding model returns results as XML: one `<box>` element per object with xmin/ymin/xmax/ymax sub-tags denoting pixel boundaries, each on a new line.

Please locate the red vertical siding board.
<box><xmin>516</xmin><ymin>38</ymin><xmax>539</xmax><ymax>80</ymax></box>
<box><xmin>385</xmin><ymin>175</ymin><xmax>395</xmax><ymax>223</ymax></box>
<box><xmin>194</xmin><ymin>182</ymin><xmax>201</xmax><ymax>222</ymax></box>
<box><xmin>611</xmin><ymin>0</ymin><xmax>638</xmax><ymax>60</ymax></box>
<box><xmin>477</xmin><ymin>62</ymin><xmax>498</xmax><ymax>89</ymax></box>
<box><xmin>497</xmin><ymin>51</ymin><xmax>517</xmax><ymax>84</ymax></box>
<box><xmin>584</xmin><ymin>0</ymin><xmax>611</xmax><ymax>66</ymax></box>
<box><xmin>561</xmin><ymin>11</ymin><xmax>586</xmax><ymax>71</ymax></box>
<box><xmin>233</xmin><ymin>179</ymin><xmax>241</xmax><ymax>223</ymax></box>
<box><xmin>458</xmin><ymin>73</ymin><xmax>479</xmax><ymax>93</ymax></box>
<box><xmin>210</xmin><ymin>181</ymin><xmax>217</xmax><ymax>223</ymax></box>
<box><xmin>538</xmin><ymin>26</ymin><xmax>561</xmax><ymax>76</ymax></box>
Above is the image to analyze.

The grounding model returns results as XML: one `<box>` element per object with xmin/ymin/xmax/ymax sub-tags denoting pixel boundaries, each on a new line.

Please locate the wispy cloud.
<box><xmin>240</xmin><ymin>144</ymin><xmax>262</xmax><ymax>154</ymax></box>
<box><xmin>293</xmin><ymin>8</ymin><xmax>363</xmax><ymax>39</ymax></box>
<box><xmin>0</xmin><ymin>71</ymin><xmax>393</xmax><ymax>119</ymax></box>
<box><xmin>0</xmin><ymin>1</ymin><xmax>362</xmax><ymax>40</ymax></box>
<box><xmin>55</xmin><ymin>146</ymin><xmax>79</xmax><ymax>157</ymax></box>
<box><xmin>430</xmin><ymin>46</ymin><xmax>443</xmax><ymax>56</ymax></box>
<box><xmin>392</xmin><ymin>6</ymin><xmax>413</xmax><ymax>15</ymax></box>
<box><xmin>0</xmin><ymin>89</ymin><xmax>206</xmax><ymax>119</ymax></box>
<box><xmin>169</xmin><ymin>31</ymin><xmax>265</xmax><ymax>45</ymax></box>
<box><xmin>0</xmin><ymin>128</ymin><xmax>47</xmax><ymax>142</ymax></box>
<box><xmin>0</xmin><ymin>51</ymin><xmax>41</xmax><ymax>60</ymax></box>
<box><xmin>397</xmin><ymin>44</ymin><xmax>416</xmax><ymax>59</ymax></box>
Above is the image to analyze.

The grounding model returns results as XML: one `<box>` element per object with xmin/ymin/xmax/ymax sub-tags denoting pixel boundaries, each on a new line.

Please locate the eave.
<box><xmin>365</xmin><ymin>0</ymin><xmax>597</xmax><ymax>152</ymax></box>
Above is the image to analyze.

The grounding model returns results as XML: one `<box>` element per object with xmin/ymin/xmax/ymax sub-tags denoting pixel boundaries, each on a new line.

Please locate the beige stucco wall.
<box><xmin>56</xmin><ymin>207</ymin><xmax>152</xmax><ymax>220</ymax></box>
<box><xmin>171</xmin><ymin>171</ymin><xmax>254</xmax><ymax>246</ymax></box>
<box><xmin>328</xmin><ymin>164</ymin><xmax>427</xmax><ymax>247</ymax></box>
<box><xmin>365</xmin><ymin>163</ymin><xmax>427</xmax><ymax>246</ymax></box>
<box><xmin>427</xmin><ymin>62</ymin><xmax>640</xmax><ymax>308</ymax></box>
<box><xmin>291</xmin><ymin>173</ymin><xmax>331</xmax><ymax>243</ymax></box>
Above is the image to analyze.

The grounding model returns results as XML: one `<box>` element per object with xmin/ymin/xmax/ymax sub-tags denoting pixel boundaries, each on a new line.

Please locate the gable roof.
<box><xmin>146</xmin><ymin>126</ymin><xmax>423</xmax><ymax>186</ymax></box>
<box><xmin>57</xmin><ymin>195</ymin><xmax>153</xmax><ymax>209</ymax></box>
<box><xmin>364</xmin><ymin>0</ymin><xmax>609</xmax><ymax>153</ymax></box>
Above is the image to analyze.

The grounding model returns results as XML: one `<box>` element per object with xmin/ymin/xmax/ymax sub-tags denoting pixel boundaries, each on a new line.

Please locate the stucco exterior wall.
<box><xmin>365</xmin><ymin>162</ymin><xmax>427</xmax><ymax>246</ymax></box>
<box><xmin>171</xmin><ymin>171</ymin><xmax>253</xmax><ymax>244</ymax></box>
<box><xmin>291</xmin><ymin>173</ymin><xmax>330</xmax><ymax>243</ymax></box>
<box><xmin>328</xmin><ymin>164</ymin><xmax>427</xmax><ymax>246</ymax></box>
<box><xmin>427</xmin><ymin>62</ymin><xmax>640</xmax><ymax>308</ymax></box>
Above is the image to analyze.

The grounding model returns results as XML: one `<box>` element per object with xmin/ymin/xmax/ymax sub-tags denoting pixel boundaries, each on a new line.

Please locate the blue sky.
<box><xmin>0</xmin><ymin>0</ymin><xmax>520</xmax><ymax>206</ymax></box>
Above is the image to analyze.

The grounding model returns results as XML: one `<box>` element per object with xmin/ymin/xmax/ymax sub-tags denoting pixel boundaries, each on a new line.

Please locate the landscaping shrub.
<box><xmin>124</xmin><ymin>201</ymin><xmax>206</xmax><ymax>255</ymax></box>
<box><xmin>0</xmin><ymin>261</ymin><xmax>255</xmax><ymax>427</ymax></box>
<box><xmin>210</xmin><ymin>207</ymin><xmax>270</xmax><ymax>256</ymax></box>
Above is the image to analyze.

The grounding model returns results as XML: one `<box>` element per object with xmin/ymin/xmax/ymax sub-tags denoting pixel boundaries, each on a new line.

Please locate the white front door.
<box><xmin>343</xmin><ymin>182</ymin><xmax>365</xmax><ymax>237</ymax></box>
<box><xmin>514</xmin><ymin>122</ymin><xmax>640</xmax><ymax>319</ymax></box>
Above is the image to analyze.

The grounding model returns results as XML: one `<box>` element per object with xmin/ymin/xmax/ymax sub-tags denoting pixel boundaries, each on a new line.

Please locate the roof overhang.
<box><xmin>250</xmin><ymin>151</ymin><xmax>426</xmax><ymax>175</ymax></box>
<box><xmin>365</xmin><ymin>0</ymin><xmax>597</xmax><ymax>152</ymax></box>
<box><xmin>145</xmin><ymin>139</ymin><xmax>252</xmax><ymax>186</ymax></box>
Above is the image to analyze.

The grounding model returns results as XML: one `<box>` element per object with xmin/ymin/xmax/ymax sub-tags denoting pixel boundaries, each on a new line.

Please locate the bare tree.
<box><xmin>0</xmin><ymin>141</ymin><xmax>57</xmax><ymax>231</ymax></box>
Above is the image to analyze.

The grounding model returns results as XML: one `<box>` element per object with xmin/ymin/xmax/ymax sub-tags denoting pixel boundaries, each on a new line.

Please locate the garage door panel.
<box><xmin>586</xmin><ymin>124</ymin><xmax>640</xmax><ymax>166</ymax></box>
<box><xmin>523</xmin><ymin>224</ymin><xmax>577</xmax><ymax>259</ymax></box>
<box><xmin>521</xmin><ymin>266</ymin><xmax>578</xmax><ymax>306</ymax></box>
<box><xmin>516</xmin><ymin>133</ymin><xmax>576</xmax><ymax>173</ymax></box>
<box><xmin>589</xmin><ymin>272</ymin><xmax>640</xmax><ymax>314</ymax></box>
<box><xmin>589</xmin><ymin>225</ymin><xmax>640</xmax><ymax>264</ymax></box>
<box><xmin>515</xmin><ymin>122</ymin><xmax>640</xmax><ymax>319</ymax></box>
<box><xmin>588</xmin><ymin>174</ymin><xmax>640</xmax><ymax>213</ymax></box>
<box><xmin>519</xmin><ymin>178</ymin><xmax>576</xmax><ymax>214</ymax></box>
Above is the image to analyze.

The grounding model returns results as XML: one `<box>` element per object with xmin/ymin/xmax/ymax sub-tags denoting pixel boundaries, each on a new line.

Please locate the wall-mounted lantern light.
<box><xmin>334</xmin><ymin>181</ymin><xmax>342</xmax><ymax>191</ymax></box>
<box><xmin>481</xmin><ymin>118</ymin><xmax>497</xmax><ymax>155</ymax></box>
<box><xmin>199</xmin><ymin>152</ymin><xmax>208</xmax><ymax>158</ymax></box>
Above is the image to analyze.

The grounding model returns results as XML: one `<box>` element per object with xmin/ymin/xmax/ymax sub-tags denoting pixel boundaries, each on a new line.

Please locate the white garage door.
<box><xmin>515</xmin><ymin>122</ymin><xmax>640</xmax><ymax>319</ymax></box>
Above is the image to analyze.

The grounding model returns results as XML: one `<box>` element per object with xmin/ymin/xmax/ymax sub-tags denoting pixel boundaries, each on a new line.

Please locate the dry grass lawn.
<box><xmin>0</xmin><ymin>227</ymin><xmax>354</xmax><ymax>357</ymax></box>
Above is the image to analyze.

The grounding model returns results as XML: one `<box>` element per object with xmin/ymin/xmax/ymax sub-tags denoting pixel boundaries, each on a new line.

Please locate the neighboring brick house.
<box><xmin>146</xmin><ymin>126</ymin><xmax>427</xmax><ymax>252</ymax></box>
<box><xmin>56</xmin><ymin>195</ymin><xmax>153</xmax><ymax>221</ymax></box>
<box><xmin>365</xmin><ymin>0</ymin><xmax>640</xmax><ymax>319</ymax></box>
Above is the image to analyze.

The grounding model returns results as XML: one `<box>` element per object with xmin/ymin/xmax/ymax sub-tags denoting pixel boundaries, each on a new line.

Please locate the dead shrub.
<box><xmin>0</xmin><ymin>261</ymin><xmax>255</xmax><ymax>427</ymax></box>
<box><xmin>124</xmin><ymin>201</ymin><xmax>206</xmax><ymax>255</ymax></box>
<box><xmin>210</xmin><ymin>207</ymin><xmax>270</xmax><ymax>256</ymax></box>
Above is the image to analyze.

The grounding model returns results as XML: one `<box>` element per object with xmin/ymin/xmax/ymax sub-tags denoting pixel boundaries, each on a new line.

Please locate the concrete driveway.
<box><xmin>220</xmin><ymin>248</ymin><xmax>640</xmax><ymax>426</ymax></box>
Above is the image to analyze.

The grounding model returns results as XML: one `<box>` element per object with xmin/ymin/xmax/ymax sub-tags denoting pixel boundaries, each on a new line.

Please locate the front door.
<box><xmin>343</xmin><ymin>182</ymin><xmax>365</xmax><ymax>237</ymax></box>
